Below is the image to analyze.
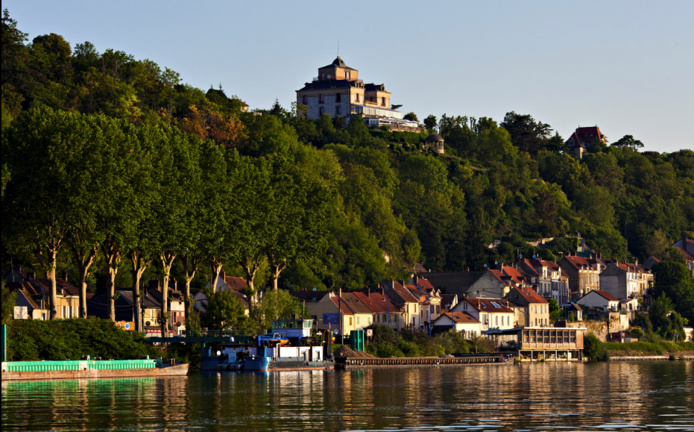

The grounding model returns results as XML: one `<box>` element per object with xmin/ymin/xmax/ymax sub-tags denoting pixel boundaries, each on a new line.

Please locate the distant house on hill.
<box><xmin>295</xmin><ymin>56</ymin><xmax>420</xmax><ymax>131</ymax></box>
<box><xmin>566</xmin><ymin>126</ymin><xmax>608</xmax><ymax>158</ymax></box>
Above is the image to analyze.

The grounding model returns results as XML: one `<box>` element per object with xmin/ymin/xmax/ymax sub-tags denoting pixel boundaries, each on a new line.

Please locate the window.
<box><xmin>319</xmin><ymin>94</ymin><xmax>324</xmax><ymax>103</ymax></box>
<box><xmin>319</xmin><ymin>107</ymin><xmax>324</xmax><ymax>115</ymax></box>
<box><xmin>336</xmin><ymin>93</ymin><xmax>341</xmax><ymax>102</ymax></box>
<box><xmin>357</xmin><ymin>317</ymin><xmax>360</xmax><ymax>324</ymax></box>
<box><xmin>355</xmin><ymin>94</ymin><xmax>360</xmax><ymax>102</ymax></box>
<box><xmin>349</xmin><ymin>317</ymin><xmax>352</xmax><ymax>325</ymax></box>
<box><xmin>345</xmin><ymin>71</ymin><xmax>350</xmax><ymax>79</ymax></box>
<box><xmin>302</xmin><ymin>95</ymin><xmax>307</xmax><ymax>104</ymax></box>
<box><xmin>381</xmin><ymin>97</ymin><xmax>386</xmax><ymax>106</ymax></box>
<box><xmin>336</xmin><ymin>106</ymin><xmax>341</xmax><ymax>115</ymax></box>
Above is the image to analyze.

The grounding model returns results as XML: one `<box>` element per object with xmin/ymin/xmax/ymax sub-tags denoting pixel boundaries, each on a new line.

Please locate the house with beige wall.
<box><xmin>296</xmin><ymin>57</ymin><xmax>419</xmax><ymax>130</ymax></box>
<box><xmin>505</xmin><ymin>286</ymin><xmax>550</xmax><ymax>328</ymax></box>
<box><xmin>452</xmin><ymin>298</ymin><xmax>515</xmax><ymax>333</ymax></box>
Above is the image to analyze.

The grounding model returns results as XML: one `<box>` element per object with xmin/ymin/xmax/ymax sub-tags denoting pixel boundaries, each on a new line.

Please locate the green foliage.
<box><xmin>651</xmin><ymin>261</ymin><xmax>694</xmax><ymax>324</ymax></box>
<box><xmin>200</xmin><ymin>289</ymin><xmax>249</xmax><ymax>331</ymax></box>
<box><xmin>251</xmin><ymin>288</ymin><xmax>307</xmax><ymax>332</ymax></box>
<box><xmin>2</xmin><ymin>282</ymin><xmax>16</xmax><ymax>325</ymax></box>
<box><xmin>603</xmin><ymin>340</ymin><xmax>694</xmax><ymax>356</ymax></box>
<box><xmin>7</xmin><ymin>318</ymin><xmax>163</xmax><ymax>361</ymax></box>
<box><xmin>1</xmin><ymin>13</ymin><xmax>693</xmax><ymax>308</ymax></box>
<box><xmin>584</xmin><ymin>333</ymin><xmax>609</xmax><ymax>362</ymax></box>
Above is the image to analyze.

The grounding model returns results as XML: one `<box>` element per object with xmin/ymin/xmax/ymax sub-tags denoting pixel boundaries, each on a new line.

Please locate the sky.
<box><xmin>4</xmin><ymin>0</ymin><xmax>693</xmax><ymax>153</ymax></box>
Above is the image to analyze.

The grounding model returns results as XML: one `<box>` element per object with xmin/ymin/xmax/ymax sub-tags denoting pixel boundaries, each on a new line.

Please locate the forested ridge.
<box><xmin>2</xmin><ymin>10</ymin><xmax>693</xmax><ymax>312</ymax></box>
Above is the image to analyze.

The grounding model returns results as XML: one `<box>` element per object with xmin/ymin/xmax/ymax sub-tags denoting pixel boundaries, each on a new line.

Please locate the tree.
<box><xmin>500</xmin><ymin>111</ymin><xmax>552</xmax><ymax>155</ymax></box>
<box><xmin>264</xmin><ymin>159</ymin><xmax>331</xmax><ymax>294</ymax></box>
<box><xmin>584</xmin><ymin>333</ymin><xmax>609</xmax><ymax>361</ymax></box>
<box><xmin>251</xmin><ymin>289</ymin><xmax>307</xmax><ymax>331</ymax></box>
<box><xmin>200</xmin><ymin>289</ymin><xmax>248</xmax><ymax>331</ymax></box>
<box><xmin>611</xmin><ymin>134</ymin><xmax>644</xmax><ymax>150</ymax></box>
<box><xmin>403</xmin><ymin>112</ymin><xmax>418</xmax><ymax>122</ymax></box>
<box><xmin>423</xmin><ymin>115</ymin><xmax>437</xmax><ymax>132</ymax></box>
<box><xmin>3</xmin><ymin>106</ymin><xmax>87</xmax><ymax>319</ymax></box>
<box><xmin>651</xmin><ymin>261</ymin><xmax>694</xmax><ymax>324</ymax></box>
<box><xmin>149</xmin><ymin>127</ymin><xmax>201</xmax><ymax>335</ymax></box>
<box><xmin>1</xmin><ymin>282</ymin><xmax>16</xmax><ymax>325</ymax></box>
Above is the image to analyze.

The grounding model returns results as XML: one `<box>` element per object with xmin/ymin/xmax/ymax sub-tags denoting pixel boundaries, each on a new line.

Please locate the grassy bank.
<box><xmin>604</xmin><ymin>341</ymin><xmax>694</xmax><ymax>357</ymax></box>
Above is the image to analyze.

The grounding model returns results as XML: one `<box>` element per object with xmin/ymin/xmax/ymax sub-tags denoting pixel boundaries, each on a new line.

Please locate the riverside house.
<box><xmin>380</xmin><ymin>280</ymin><xmax>423</xmax><ymax>329</ymax></box>
<box><xmin>505</xmin><ymin>286</ymin><xmax>550</xmax><ymax>328</ymax></box>
<box><xmin>559</xmin><ymin>254</ymin><xmax>605</xmax><ymax>302</ymax></box>
<box><xmin>451</xmin><ymin>298</ymin><xmax>515</xmax><ymax>333</ymax></box>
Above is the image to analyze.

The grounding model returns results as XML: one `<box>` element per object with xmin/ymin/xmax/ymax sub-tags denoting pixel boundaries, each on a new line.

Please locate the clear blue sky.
<box><xmin>5</xmin><ymin>0</ymin><xmax>693</xmax><ymax>153</ymax></box>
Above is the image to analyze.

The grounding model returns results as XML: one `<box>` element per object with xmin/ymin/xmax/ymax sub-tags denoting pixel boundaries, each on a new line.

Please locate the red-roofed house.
<box><xmin>505</xmin><ymin>286</ymin><xmax>550</xmax><ymax>327</ymax></box>
<box><xmin>353</xmin><ymin>291</ymin><xmax>404</xmax><ymax>330</ymax></box>
<box><xmin>451</xmin><ymin>297</ymin><xmax>515</xmax><ymax>332</ymax></box>
<box><xmin>380</xmin><ymin>280</ymin><xmax>423</xmax><ymax>329</ymax></box>
<box><xmin>600</xmin><ymin>261</ymin><xmax>652</xmax><ymax>301</ymax></box>
<box><xmin>518</xmin><ymin>258</ymin><xmax>569</xmax><ymax>306</ymax></box>
<box><xmin>559</xmin><ymin>255</ymin><xmax>605</xmax><ymax>301</ymax></box>
<box><xmin>465</xmin><ymin>270</ymin><xmax>511</xmax><ymax>299</ymax></box>
<box><xmin>566</xmin><ymin>126</ymin><xmax>608</xmax><ymax>159</ymax></box>
<box><xmin>673</xmin><ymin>237</ymin><xmax>694</xmax><ymax>276</ymax></box>
<box><xmin>432</xmin><ymin>312</ymin><xmax>481</xmax><ymax>337</ymax></box>
<box><xmin>577</xmin><ymin>290</ymin><xmax>620</xmax><ymax>312</ymax></box>
<box><xmin>340</xmin><ymin>292</ymin><xmax>374</xmax><ymax>331</ymax></box>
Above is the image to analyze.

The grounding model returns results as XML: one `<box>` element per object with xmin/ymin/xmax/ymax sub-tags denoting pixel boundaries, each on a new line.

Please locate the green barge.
<box><xmin>1</xmin><ymin>358</ymin><xmax>188</xmax><ymax>381</ymax></box>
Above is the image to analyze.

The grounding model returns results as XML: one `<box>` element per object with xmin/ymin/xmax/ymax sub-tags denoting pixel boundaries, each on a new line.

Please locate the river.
<box><xmin>2</xmin><ymin>361</ymin><xmax>693</xmax><ymax>431</ymax></box>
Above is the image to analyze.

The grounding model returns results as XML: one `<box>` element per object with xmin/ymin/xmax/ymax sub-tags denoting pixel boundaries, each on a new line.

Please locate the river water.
<box><xmin>2</xmin><ymin>362</ymin><xmax>693</xmax><ymax>431</ymax></box>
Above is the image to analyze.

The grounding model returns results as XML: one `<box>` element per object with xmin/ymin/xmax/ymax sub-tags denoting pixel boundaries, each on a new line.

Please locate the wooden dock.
<box><xmin>336</xmin><ymin>354</ymin><xmax>508</xmax><ymax>369</ymax></box>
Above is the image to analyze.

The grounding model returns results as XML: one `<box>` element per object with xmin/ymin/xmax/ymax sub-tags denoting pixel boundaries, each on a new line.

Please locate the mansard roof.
<box><xmin>319</xmin><ymin>56</ymin><xmax>356</xmax><ymax>71</ymax></box>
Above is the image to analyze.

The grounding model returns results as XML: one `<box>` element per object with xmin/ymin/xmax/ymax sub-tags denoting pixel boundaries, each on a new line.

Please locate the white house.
<box><xmin>576</xmin><ymin>290</ymin><xmax>620</xmax><ymax>312</ymax></box>
<box><xmin>451</xmin><ymin>298</ymin><xmax>515</xmax><ymax>333</ymax></box>
<box><xmin>432</xmin><ymin>312</ymin><xmax>481</xmax><ymax>338</ymax></box>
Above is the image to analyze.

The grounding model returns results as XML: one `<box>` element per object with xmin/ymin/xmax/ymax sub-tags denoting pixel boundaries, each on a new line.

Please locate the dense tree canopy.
<box><xmin>2</xmin><ymin>12</ymin><xmax>693</xmax><ymax>330</ymax></box>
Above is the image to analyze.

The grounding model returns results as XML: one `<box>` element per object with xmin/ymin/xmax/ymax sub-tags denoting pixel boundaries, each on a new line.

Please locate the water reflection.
<box><xmin>2</xmin><ymin>363</ymin><xmax>693</xmax><ymax>431</ymax></box>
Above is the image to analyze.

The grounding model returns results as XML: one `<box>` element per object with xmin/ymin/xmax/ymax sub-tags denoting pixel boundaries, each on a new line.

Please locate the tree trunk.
<box><xmin>158</xmin><ymin>252</ymin><xmax>177</xmax><ymax>337</ymax></box>
<box><xmin>269</xmin><ymin>258</ymin><xmax>286</xmax><ymax>292</ymax></box>
<box><xmin>240</xmin><ymin>256</ymin><xmax>261</xmax><ymax>310</ymax></box>
<box><xmin>69</xmin><ymin>242</ymin><xmax>98</xmax><ymax>319</ymax></box>
<box><xmin>181</xmin><ymin>254</ymin><xmax>198</xmax><ymax>318</ymax></box>
<box><xmin>130</xmin><ymin>251</ymin><xmax>150</xmax><ymax>332</ymax></box>
<box><xmin>102</xmin><ymin>240</ymin><xmax>122</xmax><ymax>322</ymax></box>
<box><xmin>209</xmin><ymin>258</ymin><xmax>224</xmax><ymax>294</ymax></box>
<box><xmin>35</xmin><ymin>239</ymin><xmax>61</xmax><ymax>320</ymax></box>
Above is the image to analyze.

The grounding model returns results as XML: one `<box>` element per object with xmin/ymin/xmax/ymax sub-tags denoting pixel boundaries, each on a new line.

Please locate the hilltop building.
<box><xmin>566</xmin><ymin>126</ymin><xmax>608</xmax><ymax>158</ymax></box>
<box><xmin>296</xmin><ymin>57</ymin><xmax>419</xmax><ymax>131</ymax></box>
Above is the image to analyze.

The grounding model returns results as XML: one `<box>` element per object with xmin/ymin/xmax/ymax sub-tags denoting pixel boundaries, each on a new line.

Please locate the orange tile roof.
<box><xmin>442</xmin><ymin>311</ymin><xmax>480</xmax><ymax>324</ymax></box>
<box><xmin>464</xmin><ymin>297</ymin><xmax>514</xmax><ymax>313</ymax></box>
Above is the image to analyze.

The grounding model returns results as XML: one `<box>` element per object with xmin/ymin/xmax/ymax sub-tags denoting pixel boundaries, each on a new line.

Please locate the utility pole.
<box><xmin>339</xmin><ymin>288</ymin><xmax>344</xmax><ymax>346</ymax></box>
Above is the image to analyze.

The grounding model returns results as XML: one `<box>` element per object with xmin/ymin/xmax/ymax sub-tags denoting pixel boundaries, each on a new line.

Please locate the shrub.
<box><xmin>7</xmin><ymin>318</ymin><xmax>163</xmax><ymax>361</ymax></box>
<box><xmin>399</xmin><ymin>340</ymin><xmax>420</xmax><ymax>357</ymax></box>
<box><xmin>584</xmin><ymin>333</ymin><xmax>609</xmax><ymax>362</ymax></box>
<box><xmin>376</xmin><ymin>342</ymin><xmax>404</xmax><ymax>358</ymax></box>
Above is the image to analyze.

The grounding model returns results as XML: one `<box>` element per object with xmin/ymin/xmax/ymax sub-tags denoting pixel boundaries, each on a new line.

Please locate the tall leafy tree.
<box><xmin>3</xmin><ymin>106</ymin><xmax>88</xmax><ymax>318</ymax></box>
